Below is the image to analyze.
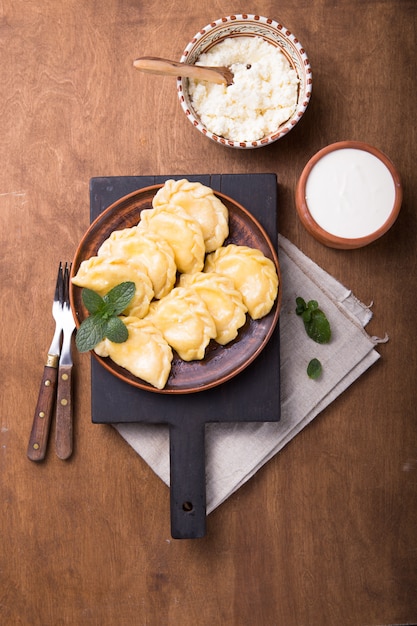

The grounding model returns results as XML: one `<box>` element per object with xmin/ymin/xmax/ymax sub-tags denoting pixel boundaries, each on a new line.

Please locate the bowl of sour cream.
<box><xmin>177</xmin><ymin>15</ymin><xmax>312</xmax><ymax>149</ymax></box>
<box><xmin>295</xmin><ymin>141</ymin><xmax>402</xmax><ymax>249</ymax></box>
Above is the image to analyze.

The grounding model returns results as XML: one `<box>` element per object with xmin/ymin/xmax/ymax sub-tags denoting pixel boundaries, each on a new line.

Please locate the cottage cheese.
<box><xmin>188</xmin><ymin>36</ymin><xmax>299</xmax><ymax>142</ymax></box>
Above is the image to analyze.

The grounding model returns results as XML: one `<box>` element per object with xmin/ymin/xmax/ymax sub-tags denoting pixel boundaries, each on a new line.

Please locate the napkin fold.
<box><xmin>115</xmin><ymin>235</ymin><xmax>383</xmax><ymax>514</ymax></box>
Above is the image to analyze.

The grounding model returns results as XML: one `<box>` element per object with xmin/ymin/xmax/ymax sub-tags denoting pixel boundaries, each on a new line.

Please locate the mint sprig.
<box><xmin>75</xmin><ymin>281</ymin><xmax>135</xmax><ymax>352</ymax></box>
<box><xmin>295</xmin><ymin>297</ymin><xmax>331</xmax><ymax>344</ymax></box>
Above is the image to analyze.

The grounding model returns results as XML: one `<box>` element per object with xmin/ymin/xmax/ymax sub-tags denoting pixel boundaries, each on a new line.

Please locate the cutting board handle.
<box><xmin>169</xmin><ymin>421</ymin><xmax>206</xmax><ymax>539</ymax></box>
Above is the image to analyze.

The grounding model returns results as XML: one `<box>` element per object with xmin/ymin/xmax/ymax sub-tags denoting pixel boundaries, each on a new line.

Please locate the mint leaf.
<box><xmin>104</xmin><ymin>281</ymin><xmax>135</xmax><ymax>316</ymax></box>
<box><xmin>75</xmin><ymin>315</ymin><xmax>106</xmax><ymax>352</ymax></box>
<box><xmin>105</xmin><ymin>316</ymin><xmax>129</xmax><ymax>343</ymax></box>
<box><xmin>295</xmin><ymin>296</ymin><xmax>331</xmax><ymax>344</ymax></box>
<box><xmin>306</xmin><ymin>309</ymin><xmax>331</xmax><ymax>343</ymax></box>
<box><xmin>307</xmin><ymin>358</ymin><xmax>322</xmax><ymax>379</ymax></box>
<box><xmin>295</xmin><ymin>297</ymin><xmax>306</xmax><ymax>315</ymax></box>
<box><xmin>75</xmin><ymin>282</ymin><xmax>136</xmax><ymax>352</ymax></box>
<box><xmin>82</xmin><ymin>288</ymin><xmax>105</xmax><ymax>315</ymax></box>
<box><xmin>302</xmin><ymin>309</ymin><xmax>312</xmax><ymax>323</ymax></box>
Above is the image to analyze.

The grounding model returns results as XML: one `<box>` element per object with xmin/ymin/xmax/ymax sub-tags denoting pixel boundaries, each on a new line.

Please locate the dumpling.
<box><xmin>138</xmin><ymin>204</ymin><xmax>205</xmax><ymax>274</ymax></box>
<box><xmin>146</xmin><ymin>286</ymin><xmax>217</xmax><ymax>361</ymax></box>
<box><xmin>152</xmin><ymin>179</ymin><xmax>229</xmax><ymax>252</ymax></box>
<box><xmin>71</xmin><ymin>256</ymin><xmax>154</xmax><ymax>318</ymax></box>
<box><xmin>94</xmin><ymin>317</ymin><xmax>173</xmax><ymax>390</ymax></box>
<box><xmin>97</xmin><ymin>226</ymin><xmax>176</xmax><ymax>299</ymax></box>
<box><xmin>179</xmin><ymin>272</ymin><xmax>247</xmax><ymax>345</ymax></box>
<box><xmin>204</xmin><ymin>244</ymin><xmax>278</xmax><ymax>320</ymax></box>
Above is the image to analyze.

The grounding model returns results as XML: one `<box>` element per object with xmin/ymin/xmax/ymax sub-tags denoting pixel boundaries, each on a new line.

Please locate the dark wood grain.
<box><xmin>2</xmin><ymin>1</ymin><xmax>417</xmax><ymax>625</ymax></box>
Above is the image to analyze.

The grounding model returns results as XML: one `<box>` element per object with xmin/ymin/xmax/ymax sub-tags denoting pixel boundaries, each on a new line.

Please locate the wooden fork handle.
<box><xmin>55</xmin><ymin>364</ymin><xmax>73</xmax><ymax>460</ymax></box>
<box><xmin>27</xmin><ymin>363</ymin><xmax>58</xmax><ymax>461</ymax></box>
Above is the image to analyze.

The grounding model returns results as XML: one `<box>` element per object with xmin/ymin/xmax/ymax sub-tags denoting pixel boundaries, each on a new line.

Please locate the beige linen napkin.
<box><xmin>115</xmin><ymin>235</ymin><xmax>383</xmax><ymax>514</ymax></box>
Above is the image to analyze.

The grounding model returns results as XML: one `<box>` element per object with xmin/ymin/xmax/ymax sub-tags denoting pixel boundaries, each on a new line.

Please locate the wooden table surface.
<box><xmin>2</xmin><ymin>2</ymin><xmax>416</xmax><ymax>625</ymax></box>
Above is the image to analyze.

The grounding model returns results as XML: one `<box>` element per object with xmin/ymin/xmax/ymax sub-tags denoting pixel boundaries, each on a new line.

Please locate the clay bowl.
<box><xmin>177</xmin><ymin>14</ymin><xmax>312</xmax><ymax>149</ymax></box>
<box><xmin>295</xmin><ymin>141</ymin><xmax>402</xmax><ymax>249</ymax></box>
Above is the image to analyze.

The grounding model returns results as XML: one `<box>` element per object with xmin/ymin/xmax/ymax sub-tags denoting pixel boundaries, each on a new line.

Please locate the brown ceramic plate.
<box><xmin>70</xmin><ymin>184</ymin><xmax>281</xmax><ymax>394</ymax></box>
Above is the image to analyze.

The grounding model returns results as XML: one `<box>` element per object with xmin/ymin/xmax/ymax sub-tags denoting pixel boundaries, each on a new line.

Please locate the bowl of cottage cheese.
<box><xmin>177</xmin><ymin>15</ymin><xmax>312</xmax><ymax>149</ymax></box>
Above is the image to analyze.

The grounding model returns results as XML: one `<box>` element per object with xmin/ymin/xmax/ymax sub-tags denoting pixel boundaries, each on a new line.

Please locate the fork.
<box><xmin>27</xmin><ymin>263</ymin><xmax>64</xmax><ymax>461</ymax></box>
<box><xmin>55</xmin><ymin>262</ymin><xmax>76</xmax><ymax>460</ymax></box>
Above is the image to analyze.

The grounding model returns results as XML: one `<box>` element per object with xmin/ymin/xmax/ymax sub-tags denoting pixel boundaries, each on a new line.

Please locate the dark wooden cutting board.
<box><xmin>89</xmin><ymin>174</ymin><xmax>281</xmax><ymax>539</ymax></box>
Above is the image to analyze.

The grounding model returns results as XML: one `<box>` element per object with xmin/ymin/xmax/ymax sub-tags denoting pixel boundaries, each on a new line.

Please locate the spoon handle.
<box><xmin>133</xmin><ymin>56</ymin><xmax>228</xmax><ymax>85</ymax></box>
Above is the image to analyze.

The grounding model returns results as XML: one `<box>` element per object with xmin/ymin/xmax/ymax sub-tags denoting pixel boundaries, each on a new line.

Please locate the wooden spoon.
<box><xmin>133</xmin><ymin>56</ymin><xmax>234</xmax><ymax>86</ymax></box>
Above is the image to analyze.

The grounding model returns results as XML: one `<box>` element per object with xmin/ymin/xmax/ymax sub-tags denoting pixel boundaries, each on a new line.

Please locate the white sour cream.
<box><xmin>305</xmin><ymin>148</ymin><xmax>396</xmax><ymax>239</ymax></box>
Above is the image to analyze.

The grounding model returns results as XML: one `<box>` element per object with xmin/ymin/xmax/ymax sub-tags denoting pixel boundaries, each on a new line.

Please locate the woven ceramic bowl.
<box><xmin>295</xmin><ymin>141</ymin><xmax>402</xmax><ymax>249</ymax></box>
<box><xmin>177</xmin><ymin>14</ymin><xmax>312</xmax><ymax>149</ymax></box>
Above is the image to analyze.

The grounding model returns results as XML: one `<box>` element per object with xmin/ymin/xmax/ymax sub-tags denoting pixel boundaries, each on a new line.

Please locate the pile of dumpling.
<box><xmin>72</xmin><ymin>179</ymin><xmax>279</xmax><ymax>389</ymax></box>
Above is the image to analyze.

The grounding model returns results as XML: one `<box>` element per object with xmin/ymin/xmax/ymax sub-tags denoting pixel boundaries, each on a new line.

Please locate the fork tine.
<box><xmin>62</xmin><ymin>262</ymin><xmax>71</xmax><ymax>306</ymax></box>
<box><xmin>57</xmin><ymin>261</ymin><xmax>65</xmax><ymax>307</ymax></box>
<box><xmin>54</xmin><ymin>261</ymin><xmax>63</xmax><ymax>303</ymax></box>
